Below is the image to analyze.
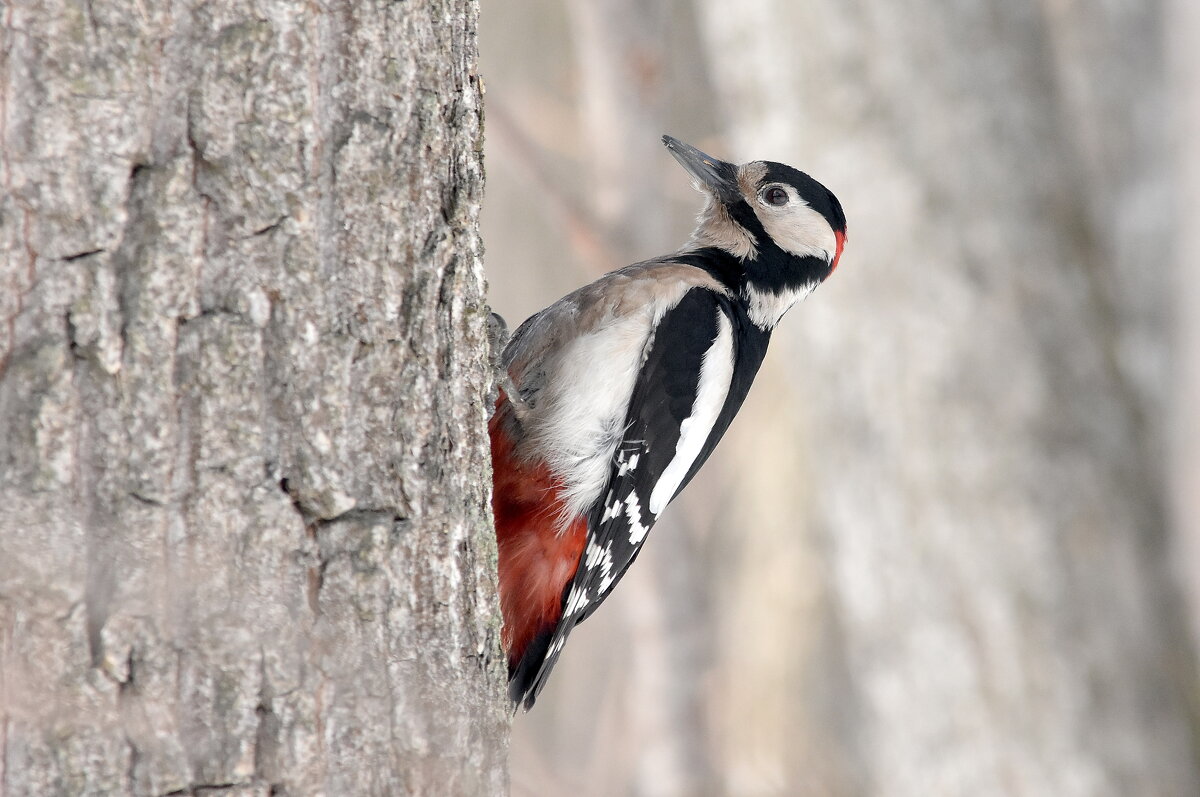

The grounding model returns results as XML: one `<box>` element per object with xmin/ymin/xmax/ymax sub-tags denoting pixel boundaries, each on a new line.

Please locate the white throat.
<box><xmin>743</xmin><ymin>282</ymin><xmax>816</xmax><ymax>329</ymax></box>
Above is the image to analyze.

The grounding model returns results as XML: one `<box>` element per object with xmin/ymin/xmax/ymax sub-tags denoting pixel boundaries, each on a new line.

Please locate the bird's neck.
<box><xmin>742</xmin><ymin>246</ymin><xmax>828</xmax><ymax>329</ymax></box>
<box><xmin>673</xmin><ymin>243</ymin><xmax>826</xmax><ymax>330</ymax></box>
<box><xmin>663</xmin><ymin>246</ymin><xmax>738</xmax><ymax>291</ymax></box>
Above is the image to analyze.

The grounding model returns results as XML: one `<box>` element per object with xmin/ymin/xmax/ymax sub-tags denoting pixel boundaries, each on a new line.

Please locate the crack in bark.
<box><xmin>185</xmin><ymin>94</ymin><xmax>218</xmax><ymax>275</ymax></box>
<box><xmin>247</xmin><ymin>216</ymin><xmax>289</xmax><ymax>239</ymax></box>
<box><xmin>313</xmin><ymin>508</ymin><xmax>402</xmax><ymax>527</ymax></box>
<box><xmin>129</xmin><ymin>491</ymin><xmax>165</xmax><ymax>507</ymax></box>
<box><xmin>253</xmin><ymin>651</ymin><xmax>280</xmax><ymax>785</ymax></box>
<box><xmin>157</xmin><ymin>782</ymin><xmax>243</xmax><ymax>797</ymax></box>
<box><xmin>62</xmin><ymin>248</ymin><xmax>106</xmax><ymax>262</ymax></box>
<box><xmin>65</xmin><ymin>312</ymin><xmax>83</xmax><ymax>361</ymax></box>
<box><xmin>176</xmin><ymin>307</ymin><xmax>242</xmax><ymax>327</ymax></box>
<box><xmin>125</xmin><ymin>736</ymin><xmax>140</xmax><ymax>794</ymax></box>
<box><xmin>278</xmin><ymin>477</ymin><xmax>325</xmax><ymax>614</ymax></box>
<box><xmin>112</xmin><ymin>163</ymin><xmax>156</xmax><ymax>372</ymax></box>
<box><xmin>81</xmin><ymin>0</ymin><xmax>98</xmax><ymax>38</ymax></box>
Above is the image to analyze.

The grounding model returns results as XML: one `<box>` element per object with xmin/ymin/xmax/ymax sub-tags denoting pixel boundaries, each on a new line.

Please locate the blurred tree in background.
<box><xmin>483</xmin><ymin>1</ymin><xmax>1200</xmax><ymax>795</ymax></box>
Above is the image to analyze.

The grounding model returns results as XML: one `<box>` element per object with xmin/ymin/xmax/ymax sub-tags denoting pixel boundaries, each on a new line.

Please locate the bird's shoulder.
<box><xmin>502</xmin><ymin>257</ymin><xmax>731</xmax><ymax>375</ymax></box>
<box><xmin>574</xmin><ymin>258</ymin><xmax>732</xmax><ymax>318</ymax></box>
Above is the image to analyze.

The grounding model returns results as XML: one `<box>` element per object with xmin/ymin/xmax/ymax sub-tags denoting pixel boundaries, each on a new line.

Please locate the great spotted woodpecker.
<box><xmin>490</xmin><ymin>135</ymin><xmax>846</xmax><ymax>709</ymax></box>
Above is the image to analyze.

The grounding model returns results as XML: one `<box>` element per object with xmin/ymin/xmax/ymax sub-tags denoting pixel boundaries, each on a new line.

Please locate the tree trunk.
<box><xmin>697</xmin><ymin>1</ymin><xmax>1200</xmax><ymax>795</ymax></box>
<box><xmin>0</xmin><ymin>0</ymin><xmax>509</xmax><ymax>794</ymax></box>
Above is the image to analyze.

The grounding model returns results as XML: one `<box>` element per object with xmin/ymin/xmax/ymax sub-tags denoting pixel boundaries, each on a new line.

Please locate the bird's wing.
<box><xmin>500</xmin><ymin>261</ymin><xmax>729</xmax><ymax>405</ymax></box>
<box><xmin>515</xmin><ymin>287</ymin><xmax>741</xmax><ymax>707</ymax></box>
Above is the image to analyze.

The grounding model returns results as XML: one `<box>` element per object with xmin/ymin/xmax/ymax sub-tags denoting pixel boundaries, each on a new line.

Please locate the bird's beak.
<box><xmin>662</xmin><ymin>135</ymin><xmax>740</xmax><ymax>202</ymax></box>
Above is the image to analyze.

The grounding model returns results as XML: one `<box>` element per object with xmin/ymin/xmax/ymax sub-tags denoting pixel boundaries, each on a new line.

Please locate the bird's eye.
<box><xmin>763</xmin><ymin>186</ymin><xmax>789</xmax><ymax>206</ymax></box>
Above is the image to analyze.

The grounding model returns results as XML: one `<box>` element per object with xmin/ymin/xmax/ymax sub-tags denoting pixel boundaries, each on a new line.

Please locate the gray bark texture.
<box><xmin>0</xmin><ymin>1</ymin><xmax>510</xmax><ymax>795</ymax></box>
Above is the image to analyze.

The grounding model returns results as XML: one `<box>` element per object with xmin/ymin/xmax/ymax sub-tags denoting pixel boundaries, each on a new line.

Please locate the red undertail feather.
<box><xmin>489</xmin><ymin>394</ymin><xmax>587</xmax><ymax>672</ymax></box>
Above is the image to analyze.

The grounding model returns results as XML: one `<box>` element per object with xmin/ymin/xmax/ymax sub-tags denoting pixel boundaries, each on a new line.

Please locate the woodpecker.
<box><xmin>490</xmin><ymin>135</ymin><xmax>846</xmax><ymax>709</ymax></box>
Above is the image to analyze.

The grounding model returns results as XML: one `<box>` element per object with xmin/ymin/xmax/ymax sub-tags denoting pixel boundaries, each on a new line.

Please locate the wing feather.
<box><xmin>517</xmin><ymin>289</ymin><xmax>738</xmax><ymax>707</ymax></box>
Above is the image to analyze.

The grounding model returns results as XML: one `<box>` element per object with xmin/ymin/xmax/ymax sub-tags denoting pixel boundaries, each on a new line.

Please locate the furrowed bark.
<box><xmin>0</xmin><ymin>1</ymin><xmax>509</xmax><ymax>794</ymax></box>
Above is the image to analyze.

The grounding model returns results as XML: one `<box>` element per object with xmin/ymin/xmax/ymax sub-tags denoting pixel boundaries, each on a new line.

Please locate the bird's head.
<box><xmin>663</xmin><ymin>135</ymin><xmax>846</xmax><ymax>282</ymax></box>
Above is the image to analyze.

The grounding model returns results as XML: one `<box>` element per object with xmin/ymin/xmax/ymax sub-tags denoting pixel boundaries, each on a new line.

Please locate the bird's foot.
<box><xmin>487</xmin><ymin>311</ymin><xmax>531</xmax><ymax>421</ymax></box>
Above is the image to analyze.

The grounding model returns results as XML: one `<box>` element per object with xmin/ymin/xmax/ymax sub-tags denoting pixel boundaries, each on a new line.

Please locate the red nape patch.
<box><xmin>489</xmin><ymin>397</ymin><xmax>587</xmax><ymax>670</ymax></box>
<box><xmin>830</xmin><ymin>229</ymin><xmax>847</xmax><ymax>275</ymax></box>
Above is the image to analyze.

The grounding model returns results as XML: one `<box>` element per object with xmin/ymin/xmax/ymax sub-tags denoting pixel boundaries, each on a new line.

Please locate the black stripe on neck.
<box><xmin>667</xmin><ymin>247</ymin><xmax>745</xmax><ymax>292</ymax></box>
<box><xmin>728</xmin><ymin>198</ymin><xmax>831</xmax><ymax>292</ymax></box>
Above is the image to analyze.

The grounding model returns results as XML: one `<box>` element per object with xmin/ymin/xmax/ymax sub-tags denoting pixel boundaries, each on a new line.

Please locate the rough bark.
<box><xmin>697</xmin><ymin>1</ymin><xmax>1200</xmax><ymax>795</ymax></box>
<box><xmin>0</xmin><ymin>1</ymin><xmax>509</xmax><ymax>795</ymax></box>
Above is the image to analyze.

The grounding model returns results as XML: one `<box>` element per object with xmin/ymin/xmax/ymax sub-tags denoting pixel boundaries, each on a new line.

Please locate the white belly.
<box><xmin>526</xmin><ymin>311</ymin><xmax>654</xmax><ymax>528</ymax></box>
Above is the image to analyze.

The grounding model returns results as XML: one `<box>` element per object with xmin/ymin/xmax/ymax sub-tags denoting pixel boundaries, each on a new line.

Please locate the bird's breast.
<box><xmin>520</xmin><ymin>312</ymin><xmax>654</xmax><ymax>525</ymax></box>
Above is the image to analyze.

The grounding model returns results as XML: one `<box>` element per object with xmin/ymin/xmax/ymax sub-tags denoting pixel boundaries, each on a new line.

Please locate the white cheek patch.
<box><xmin>756</xmin><ymin>197</ymin><xmax>837</xmax><ymax>263</ymax></box>
<box><xmin>648</xmin><ymin>310</ymin><xmax>735</xmax><ymax>514</ymax></box>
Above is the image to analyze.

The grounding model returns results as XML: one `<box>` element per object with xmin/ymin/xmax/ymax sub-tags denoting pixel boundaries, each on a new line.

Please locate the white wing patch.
<box><xmin>564</xmin><ymin>585</ymin><xmax>589</xmax><ymax>617</ymax></box>
<box><xmin>648</xmin><ymin>310</ymin><xmax>736</xmax><ymax>514</ymax></box>
<box><xmin>584</xmin><ymin>539</ymin><xmax>617</xmax><ymax>592</ymax></box>
<box><xmin>625</xmin><ymin>492</ymin><xmax>651</xmax><ymax>544</ymax></box>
